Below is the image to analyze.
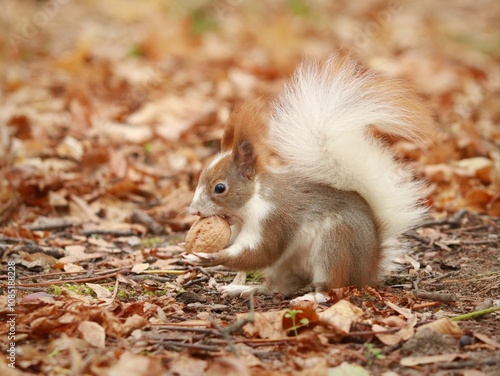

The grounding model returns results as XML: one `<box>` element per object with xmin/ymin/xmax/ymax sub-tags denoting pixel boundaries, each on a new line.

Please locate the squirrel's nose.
<box><xmin>188</xmin><ymin>204</ymin><xmax>200</xmax><ymax>216</ymax></box>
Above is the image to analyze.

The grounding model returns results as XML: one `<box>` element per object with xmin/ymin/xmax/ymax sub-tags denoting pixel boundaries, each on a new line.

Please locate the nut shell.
<box><xmin>184</xmin><ymin>216</ymin><xmax>231</xmax><ymax>254</ymax></box>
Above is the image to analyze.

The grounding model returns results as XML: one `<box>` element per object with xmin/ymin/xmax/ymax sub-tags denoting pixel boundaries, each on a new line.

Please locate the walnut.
<box><xmin>184</xmin><ymin>216</ymin><xmax>231</xmax><ymax>254</ymax></box>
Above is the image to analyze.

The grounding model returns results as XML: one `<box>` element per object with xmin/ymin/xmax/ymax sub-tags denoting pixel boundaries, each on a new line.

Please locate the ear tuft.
<box><xmin>237</xmin><ymin>140</ymin><xmax>255</xmax><ymax>179</ymax></box>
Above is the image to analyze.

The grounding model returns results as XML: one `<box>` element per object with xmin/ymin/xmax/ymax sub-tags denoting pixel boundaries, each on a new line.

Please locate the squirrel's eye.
<box><xmin>214</xmin><ymin>183</ymin><xmax>226</xmax><ymax>194</ymax></box>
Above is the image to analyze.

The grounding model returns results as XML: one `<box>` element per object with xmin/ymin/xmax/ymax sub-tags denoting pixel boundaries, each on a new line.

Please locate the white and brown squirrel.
<box><xmin>183</xmin><ymin>53</ymin><xmax>434</xmax><ymax>302</ymax></box>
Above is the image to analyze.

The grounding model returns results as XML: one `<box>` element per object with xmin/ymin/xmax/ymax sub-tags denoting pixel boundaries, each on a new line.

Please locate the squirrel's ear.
<box><xmin>236</xmin><ymin>140</ymin><xmax>256</xmax><ymax>179</ymax></box>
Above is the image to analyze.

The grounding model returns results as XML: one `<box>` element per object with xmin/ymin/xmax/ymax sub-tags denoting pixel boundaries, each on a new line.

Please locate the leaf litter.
<box><xmin>1</xmin><ymin>0</ymin><xmax>499</xmax><ymax>375</ymax></box>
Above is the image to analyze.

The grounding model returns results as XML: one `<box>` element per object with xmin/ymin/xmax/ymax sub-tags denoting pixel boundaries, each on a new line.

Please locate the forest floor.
<box><xmin>1</xmin><ymin>1</ymin><xmax>499</xmax><ymax>375</ymax></box>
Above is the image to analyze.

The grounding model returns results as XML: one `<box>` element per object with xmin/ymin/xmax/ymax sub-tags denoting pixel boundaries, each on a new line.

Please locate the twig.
<box><xmin>209</xmin><ymin>317</ymin><xmax>238</xmax><ymax>356</ymax></box>
<box><xmin>421</xmin><ymin>271</ymin><xmax>459</xmax><ymax>283</ymax></box>
<box><xmin>443</xmin><ymin>224</ymin><xmax>488</xmax><ymax>233</ymax></box>
<box><xmin>23</xmin><ymin>219</ymin><xmax>78</xmax><ymax>231</ymax></box>
<box><xmin>11</xmin><ymin>269</ymin><xmax>129</xmax><ymax>287</ymax></box>
<box><xmin>8</xmin><ymin>243</ymin><xmax>65</xmax><ymax>258</ymax></box>
<box><xmin>451</xmin><ymin>306</ymin><xmax>500</xmax><ymax>321</ymax></box>
<box><xmin>224</xmin><ymin>290</ymin><xmax>255</xmax><ymax>334</ymax></box>
<box><xmin>211</xmin><ymin>290</ymin><xmax>256</xmax><ymax>357</ymax></box>
<box><xmin>210</xmin><ymin>337</ymin><xmax>300</xmax><ymax>346</ymax></box>
<box><xmin>404</xmin><ymin>230</ymin><xmax>431</xmax><ymax>245</ymax></box>
<box><xmin>380</xmin><ymin>343</ymin><xmax>402</xmax><ymax>355</ymax></box>
<box><xmin>413</xmin><ymin>290</ymin><xmax>457</xmax><ymax>303</ymax></box>
<box><xmin>140</xmin><ymin>269</ymin><xmax>186</xmax><ymax>275</ymax></box>
<box><xmin>161</xmin><ymin>341</ymin><xmax>219</xmax><ymax>352</ymax></box>
<box><xmin>344</xmin><ymin>328</ymin><xmax>400</xmax><ymax>337</ymax></box>
<box><xmin>419</xmin><ymin>209</ymin><xmax>468</xmax><ymax>228</ymax></box>
<box><xmin>80</xmin><ymin>229</ymin><xmax>136</xmax><ymax>236</ymax></box>
<box><xmin>150</xmin><ymin>325</ymin><xmax>219</xmax><ymax>335</ymax></box>
<box><xmin>184</xmin><ymin>276</ymin><xmax>209</xmax><ymax>288</ymax></box>
<box><xmin>460</xmin><ymin>239</ymin><xmax>499</xmax><ymax>245</ymax></box>
<box><xmin>4</xmin><ymin>267</ymin><xmax>129</xmax><ymax>281</ymax></box>
<box><xmin>438</xmin><ymin>357</ymin><xmax>500</xmax><ymax>369</ymax></box>
<box><xmin>412</xmin><ymin>301</ymin><xmax>443</xmax><ymax>310</ymax></box>
<box><xmin>0</xmin><ymin>236</ymin><xmax>38</xmax><ymax>245</ymax></box>
<box><xmin>111</xmin><ymin>277</ymin><xmax>119</xmax><ymax>300</ymax></box>
<box><xmin>194</xmin><ymin>266</ymin><xmax>212</xmax><ymax>278</ymax></box>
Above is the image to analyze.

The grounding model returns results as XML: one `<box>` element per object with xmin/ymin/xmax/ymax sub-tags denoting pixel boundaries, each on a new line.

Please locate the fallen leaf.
<box><xmin>205</xmin><ymin>357</ymin><xmax>251</xmax><ymax>376</ymax></box>
<box><xmin>78</xmin><ymin>321</ymin><xmax>106</xmax><ymax>348</ymax></box>
<box><xmin>108</xmin><ymin>352</ymin><xmax>165</xmax><ymax>376</ymax></box>
<box><xmin>283</xmin><ymin>301</ymin><xmax>319</xmax><ymax>335</ymax></box>
<box><xmin>237</xmin><ymin>311</ymin><xmax>287</xmax><ymax>339</ymax></box>
<box><xmin>373</xmin><ymin>324</ymin><xmax>401</xmax><ymax>346</ymax></box>
<box><xmin>319</xmin><ymin>300</ymin><xmax>363</xmax><ymax>334</ymax></box>
<box><xmin>86</xmin><ymin>283</ymin><xmax>113</xmax><ymax>300</ymax></box>
<box><xmin>64</xmin><ymin>263</ymin><xmax>85</xmax><ymax>273</ymax></box>
<box><xmin>418</xmin><ymin>318</ymin><xmax>463</xmax><ymax>337</ymax></box>
<box><xmin>328</xmin><ymin>362</ymin><xmax>370</xmax><ymax>376</ymax></box>
<box><xmin>472</xmin><ymin>332</ymin><xmax>500</xmax><ymax>349</ymax></box>
<box><xmin>131</xmin><ymin>263</ymin><xmax>150</xmax><ymax>273</ymax></box>
<box><xmin>168</xmin><ymin>354</ymin><xmax>207</xmax><ymax>376</ymax></box>
<box><xmin>400</xmin><ymin>353</ymin><xmax>465</xmax><ymax>366</ymax></box>
<box><xmin>385</xmin><ymin>301</ymin><xmax>414</xmax><ymax>320</ymax></box>
<box><xmin>21</xmin><ymin>292</ymin><xmax>56</xmax><ymax>304</ymax></box>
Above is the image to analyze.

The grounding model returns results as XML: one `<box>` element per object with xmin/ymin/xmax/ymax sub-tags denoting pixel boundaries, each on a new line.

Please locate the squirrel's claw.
<box><xmin>181</xmin><ymin>251</ymin><xmax>219</xmax><ymax>267</ymax></box>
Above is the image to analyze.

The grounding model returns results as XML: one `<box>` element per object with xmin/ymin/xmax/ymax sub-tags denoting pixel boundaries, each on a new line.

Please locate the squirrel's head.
<box><xmin>189</xmin><ymin>140</ymin><xmax>258</xmax><ymax>222</ymax></box>
<box><xmin>189</xmin><ymin>98</ymin><xmax>274</xmax><ymax>223</ymax></box>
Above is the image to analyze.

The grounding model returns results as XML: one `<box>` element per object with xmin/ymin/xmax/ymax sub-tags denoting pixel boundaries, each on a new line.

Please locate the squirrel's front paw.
<box><xmin>181</xmin><ymin>252</ymin><xmax>220</xmax><ymax>267</ymax></box>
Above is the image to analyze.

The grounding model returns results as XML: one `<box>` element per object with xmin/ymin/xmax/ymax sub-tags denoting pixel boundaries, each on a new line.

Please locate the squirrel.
<box><xmin>183</xmin><ymin>54</ymin><xmax>434</xmax><ymax>301</ymax></box>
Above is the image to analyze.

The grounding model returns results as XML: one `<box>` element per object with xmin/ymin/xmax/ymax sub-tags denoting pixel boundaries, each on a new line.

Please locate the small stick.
<box><xmin>412</xmin><ymin>301</ymin><xmax>442</xmax><ymax>310</ymax></box>
<box><xmin>9</xmin><ymin>267</ymin><xmax>130</xmax><ymax>281</ymax></box>
<box><xmin>80</xmin><ymin>229</ymin><xmax>136</xmax><ymax>236</ymax></box>
<box><xmin>150</xmin><ymin>325</ymin><xmax>219</xmax><ymax>335</ymax></box>
<box><xmin>451</xmin><ymin>306</ymin><xmax>500</xmax><ymax>321</ymax></box>
<box><xmin>0</xmin><ymin>236</ymin><xmax>38</xmax><ymax>245</ymax></box>
<box><xmin>184</xmin><ymin>277</ymin><xmax>209</xmax><ymax>288</ymax></box>
<box><xmin>419</xmin><ymin>209</ymin><xmax>467</xmax><ymax>228</ymax></box>
<box><xmin>11</xmin><ymin>270</ymin><xmax>126</xmax><ymax>287</ymax></box>
<box><xmin>160</xmin><ymin>341</ymin><xmax>219</xmax><ymax>352</ymax></box>
<box><xmin>23</xmin><ymin>219</ymin><xmax>78</xmax><ymax>231</ymax></box>
<box><xmin>413</xmin><ymin>290</ymin><xmax>457</xmax><ymax>303</ymax></box>
<box><xmin>438</xmin><ymin>358</ymin><xmax>500</xmax><ymax>369</ymax></box>
<box><xmin>211</xmin><ymin>290</ymin><xmax>256</xmax><ymax>357</ymax></box>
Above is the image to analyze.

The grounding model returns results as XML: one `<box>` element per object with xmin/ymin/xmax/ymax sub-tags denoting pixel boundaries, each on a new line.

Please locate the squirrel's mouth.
<box><xmin>221</xmin><ymin>215</ymin><xmax>235</xmax><ymax>226</ymax></box>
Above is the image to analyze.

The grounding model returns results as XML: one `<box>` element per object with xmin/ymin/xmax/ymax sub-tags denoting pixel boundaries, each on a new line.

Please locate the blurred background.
<box><xmin>1</xmin><ymin>0</ymin><xmax>499</xmax><ymax>227</ymax></box>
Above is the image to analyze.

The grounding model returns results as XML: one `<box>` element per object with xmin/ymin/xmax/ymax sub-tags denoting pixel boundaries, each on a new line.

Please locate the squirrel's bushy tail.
<box><xmin>269</xmin><ymin>54</ymin><xmax>434</xmax><ymax>260</ymax></box>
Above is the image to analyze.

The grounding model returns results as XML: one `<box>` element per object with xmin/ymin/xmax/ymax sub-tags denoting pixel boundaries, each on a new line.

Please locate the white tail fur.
<box><xmin>269</xmin><ymin>55</ymin><xmax>433</xmax><ymax>254</ymax></box>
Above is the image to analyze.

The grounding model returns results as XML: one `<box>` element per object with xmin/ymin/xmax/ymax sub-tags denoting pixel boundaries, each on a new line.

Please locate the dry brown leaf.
<box><xmin>108</xmin><ymin>352</ymin><xmax>165</xmax><ymax>376</ymax></box>
<box><xmin>205</xmin><ymin>357</ymin><xmax>251</xmax><ymax>376</ymax></box>
<box><xmin>168</xmin><ymin>354</ymin><xmax>208</xmax><ymax>376</ymax></box>
<box><xmin>237</xmin><ymin>311</ymin><xmax>287</xmax><ymax>339</ymax></box>
<box><xmin>318</xmin><ymin>300</ymin><xmax>363</xmax><ymax>334</ymax></box>
<box><xmin>282</xmin><ymin>302</ymin><xmax>319</xmax><ymax>335</ymax></box>
<box><xmin>58</xmin><ymin>245</ymin><xmax>103</xmax><ymax>264</ymax></box>
<box><xmin>131</xmin><ymin>263</ymin><xmax>150</xmax><ymax>273</ymax></box>
<box><xmin>78</xmin><ymin>321</ymin><xmax>106</xmax><ymax>348</ymax></box>
<box><xmin>400</xmin><ymin>353</ymin><xmax>465</xmax><ymax>366</ymax></box>
<box><xmin>373</xmin><ymin>314</ymin><xmax>416</xmax><ymax>345</ymax></box>
<box><xmin>86</xmin><ymin>283</ymin><xmax>113</xmax><ymax>300</ymax></box>
<box><xmin>473</xmin><ymin>332</ymin><xmax>500</xmax><ymax>349</ymax></box>
<box><xmin>418</xmin><ymin>318</ymin><xmax>463</xmax><ymax>337</ymax></box>
<box><xmin>385</xmin><ymin>301</ymin><xmax>414</xmax><ymax>320</ymax></box>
